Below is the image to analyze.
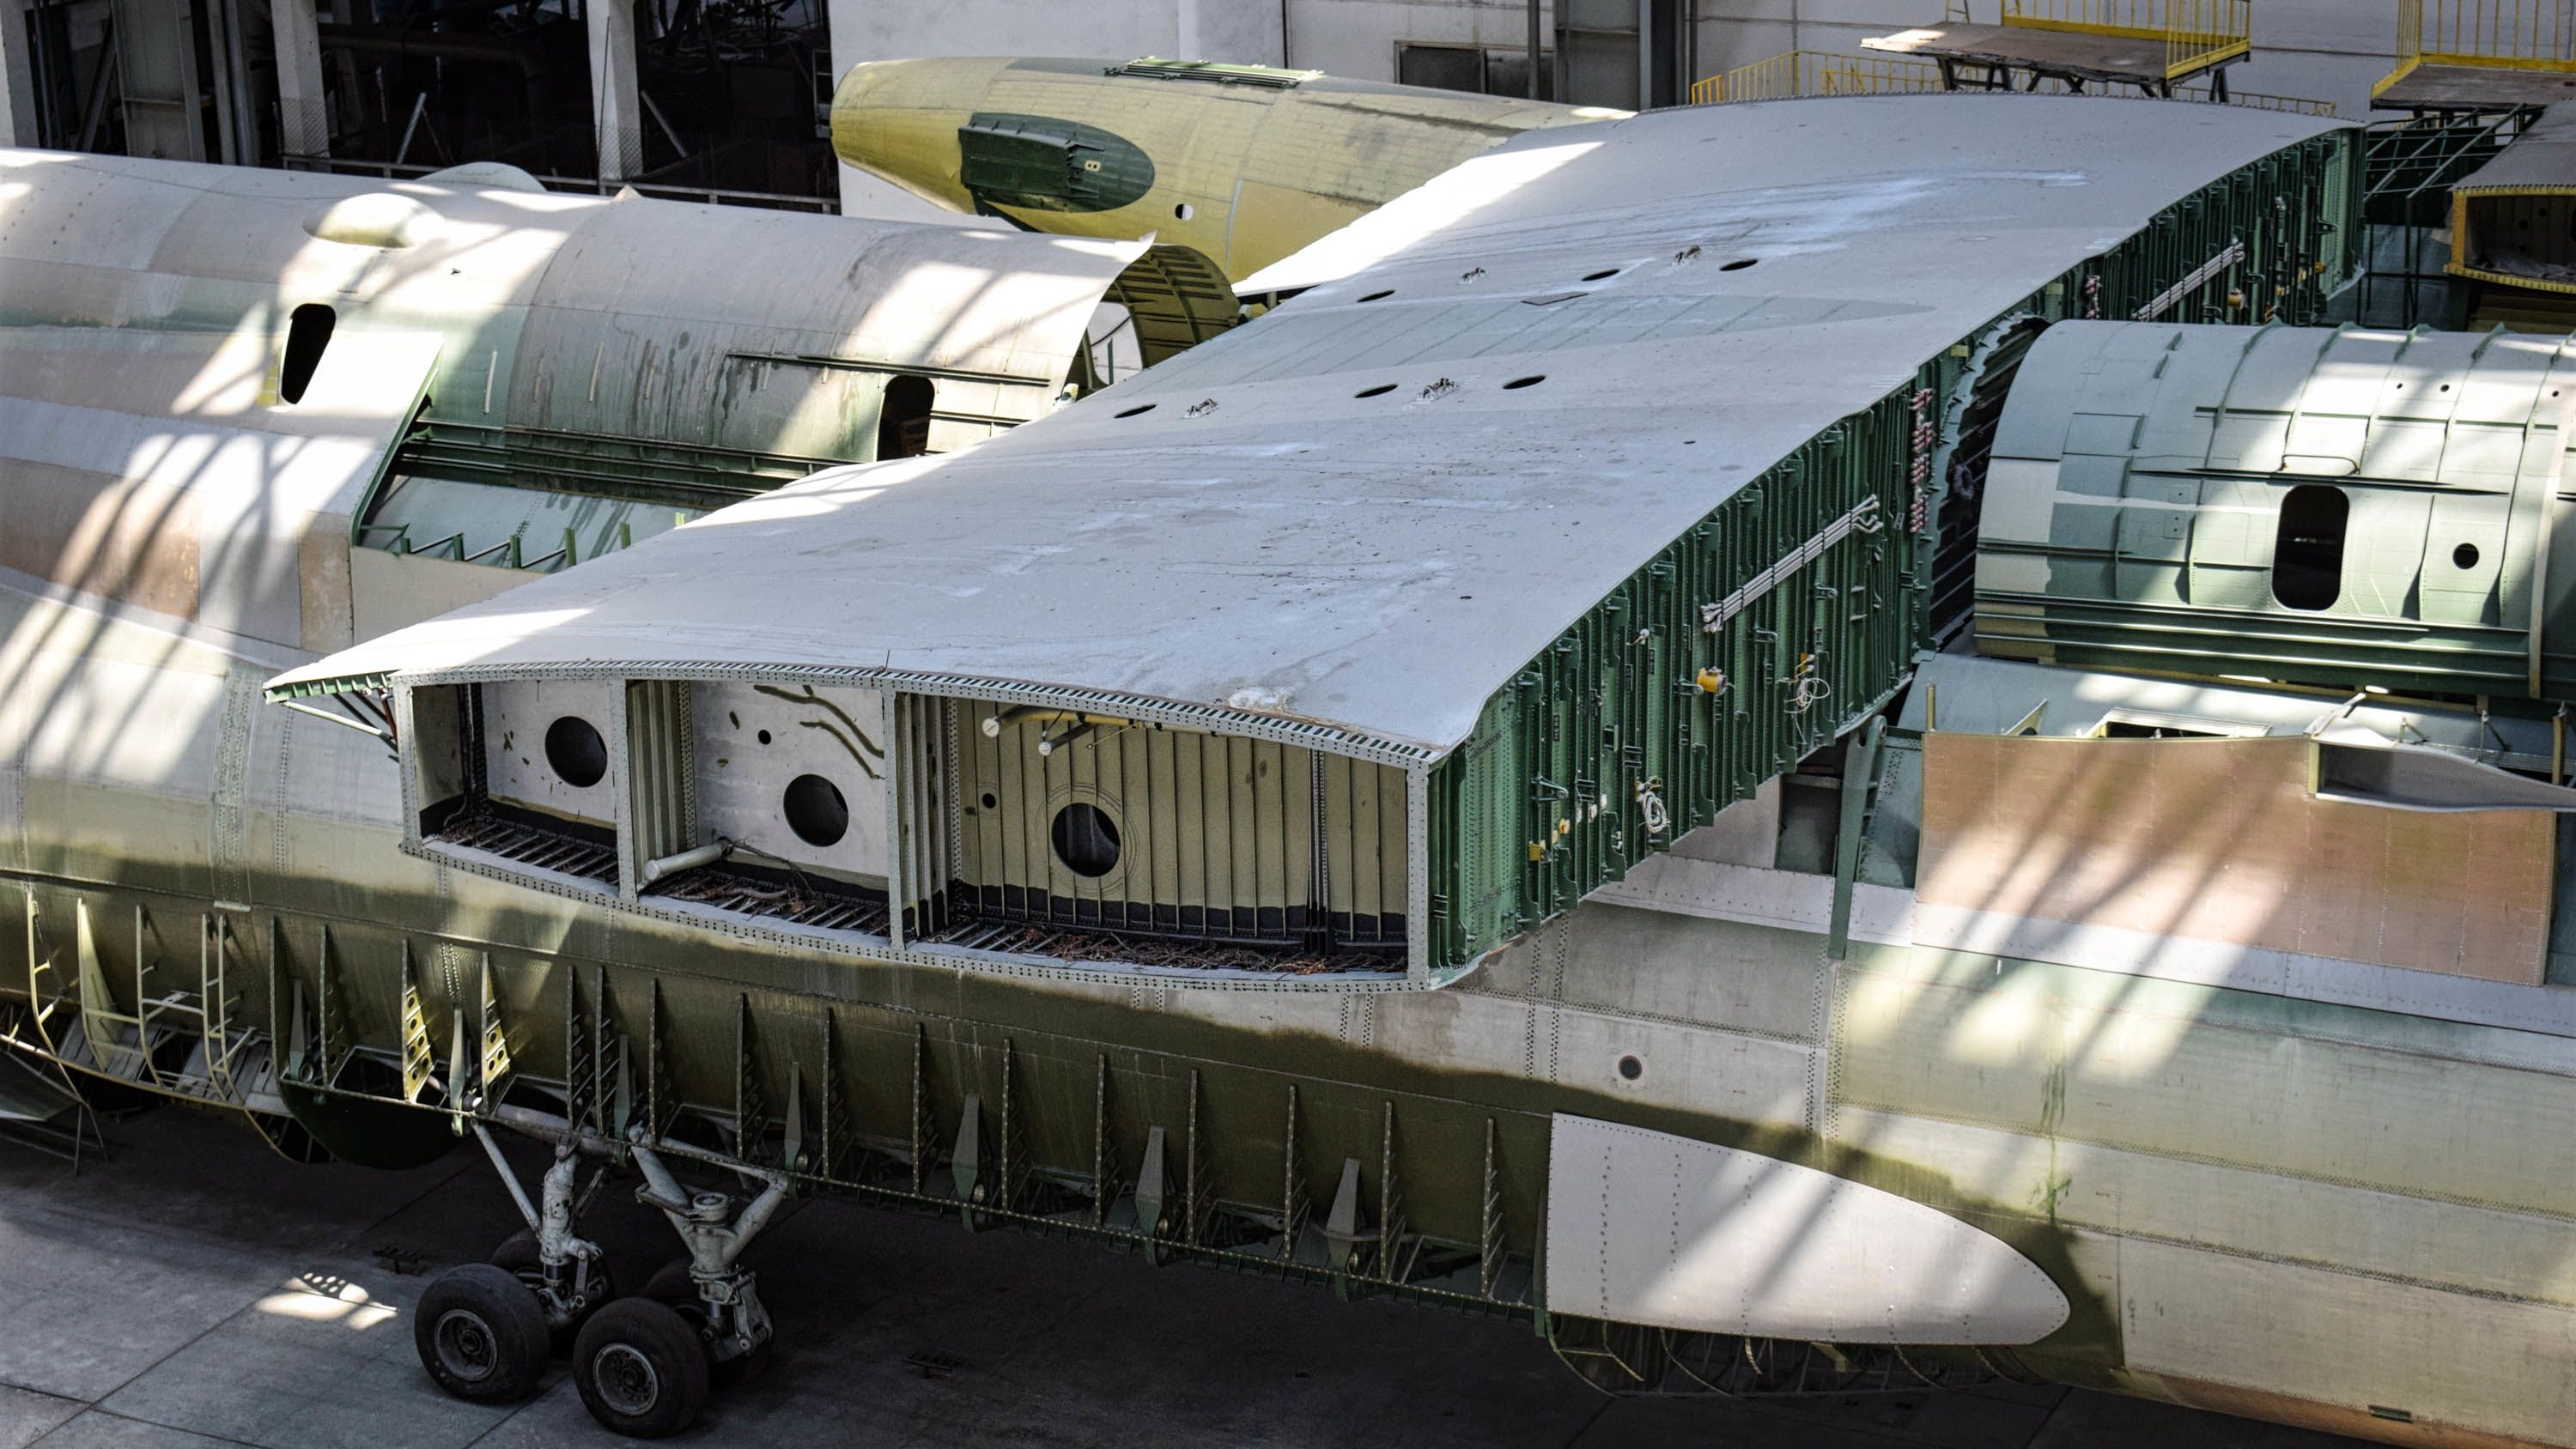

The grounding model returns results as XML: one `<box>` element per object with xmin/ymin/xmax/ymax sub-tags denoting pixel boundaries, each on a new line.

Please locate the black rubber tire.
<box><xmin>572</xmin><ymin>1298</ymin><xmax>711</xmax><ymax>1439</ymax></box>
<box><xmin>640</xmin><ymin>1258</ymin><xmax>693</xmax><ymax>1307</ymax></box>
<box><xmin>641</xmin><ymin>1259</ymin><xmax>772</xmax><ymax>1388</ymax></box>
<box><xmin>413</xmin><ymin>1263</ymin><xmax>550</xmax><ymax>1404</ymax></box>
<box><xmin>490</xmin><ymin>1230</ymin><xmax>615</xmax><ymax>1356</ymax></box>
<box><xmin>489</xmin><ymin>1228</ymin><xmax>543</xmax><ymax>1272</ymax></box>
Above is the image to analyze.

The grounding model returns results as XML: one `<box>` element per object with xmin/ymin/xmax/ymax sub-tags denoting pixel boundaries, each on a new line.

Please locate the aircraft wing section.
<box><xmin>273</xmin><ymin>97</ymin><xmax>2345</xmax><ymax>753</ymax></box>
<box><xmin>267</xmin><ymin>97</ymin><xmax>2354</xmax><ymax>986</ymax></box>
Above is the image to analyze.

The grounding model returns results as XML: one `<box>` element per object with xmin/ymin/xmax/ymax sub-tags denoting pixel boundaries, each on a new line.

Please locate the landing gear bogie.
<box><xmin>491</xmin><ymin>1228</ymin><xmax>617</xmax><ymax>1354</ymax></box>
<box><xmin>643</xmin><ymin>1258</ymin><xmax>774</xmax><ymax>1388</ymax></box>
<box><xmin>461</xmin><ymin>1128</ymin><xmax>617</xmax><ymax>1353</ymax></box>
<box><xmin>424</xmin><ymin>1121</ymin><xmax>790</xmax><ymax>1438</ymax></box>
<box><xmin>615</xmin><ymin>1135</ymin><xmax>789</xmax><ymax>1415</ymax></box>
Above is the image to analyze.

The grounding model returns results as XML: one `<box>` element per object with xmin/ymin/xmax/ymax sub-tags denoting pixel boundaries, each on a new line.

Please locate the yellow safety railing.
<box><xmin>2379</xmin><ymin>0</ymin><xmax>2576</xmax><ymax>100</ymax></box>
<box><xmin>2215</xmin><ymin>88</ymin><xmax>2345</xmax><ymax>117</ymax></box>
<box><xmin>1941</xmin><ymin>0</ymin><xmax>2252</xmax><ymax>81</ymax></box>
<box><xmin>1688</xmin><ymin>48</ymin><xmax>2335</xmax><ymax>115</ymax></box>
<box><xmin>1688</xmin><ymin>50</ymin><xmax>1947</xmax><ymax>105</ymax></box>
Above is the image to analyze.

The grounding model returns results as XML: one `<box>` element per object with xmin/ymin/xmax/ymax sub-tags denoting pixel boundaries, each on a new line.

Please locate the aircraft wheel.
<box><xmin>414</xmin><ymin>1264</ymin><xmax>550</xmax><ymax>1404</ymax></box>
<box><xmin>641</xmin><ymin>1259</ymin><xmax>772</xmax><ymax>1387</ymax></box>
<box><xmin>640</xmin><ymin>1258</ymin><xmax>694</xmax><ymax>1308</ymax></box>
<box><xmin>573</xmin><ymin>1298</ymin><xmax>710</xmax><ymax>1439</ymax></box>
<box><xmin>488</xmin><ymin>1228</ymin><xmax>545</xmax><ymax>1276</ymax></box>
<box><xmin>490</xmin><ymin>1230</ymin><xmax>614</xmax><ymax>1355</ymax></box>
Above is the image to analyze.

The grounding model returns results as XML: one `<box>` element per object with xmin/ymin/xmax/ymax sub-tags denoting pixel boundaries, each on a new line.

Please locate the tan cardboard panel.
<box><xmin>1919</xmin><ymin>732</ymin><xmax>2551</xmax><ymax>984</ymax></box>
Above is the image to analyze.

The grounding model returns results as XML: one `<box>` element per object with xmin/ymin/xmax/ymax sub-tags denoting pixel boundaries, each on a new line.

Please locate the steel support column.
<box><xmin>0</xmin><ymin>0</ymin><xmax>31</xmax><ymax>147</ymax></box>
<box><xmin>0</xmin><ymin>0</ymin><xmax>34</xmax><ymax>147</ymax></box>
<box><xmin>110</xmin><ymin>0</ymin><xmax>206</xmax><ymax>161</ymax></box>
<box><xmin>1636</xmin><ymin>0</ymin><xmax>1650</xmax><ymax>109</ymax></box>
<box><xmin>588</xmin><ymin>0</ymin><xmax>641</xmax><ymax>182</ymax></box>
<box><xmin>1528</xmin><ymin>0</ymin><xmax>1541</xmax><ymax>98</ymax></box>
<box><xmin>270</xmin><ymin>0</ymin><xmax>325</xmax><ymax>156</ymax></box>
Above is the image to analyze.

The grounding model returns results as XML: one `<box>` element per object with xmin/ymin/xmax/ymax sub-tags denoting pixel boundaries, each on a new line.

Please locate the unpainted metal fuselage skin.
<box><xmin>5</xmin><ymin>124</ymin><xmax>2576</xmax><ymax>1449</ymax></box>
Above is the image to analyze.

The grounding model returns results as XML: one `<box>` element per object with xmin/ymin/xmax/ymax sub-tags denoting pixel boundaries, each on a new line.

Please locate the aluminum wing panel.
<box><xmin>270</xmin><ymin>97</ymin><xmax>2348</xmax><ymax>758</ymax></box>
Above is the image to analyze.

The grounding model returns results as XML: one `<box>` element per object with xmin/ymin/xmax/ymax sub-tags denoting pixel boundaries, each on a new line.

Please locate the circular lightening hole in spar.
<box><xmin>544</xmin><ymin>717</ymin><xmax>608</xmax><ymax>788</ymax></box>
<box><xmin>783</xmin><ymin>773</ymin><xmax>850</xmax><ymax>848</ymax></box>
<box><xmin>1051</xmin><ymin>803</ymin><xmax>1121</xmax><ymax>878</ymax></box>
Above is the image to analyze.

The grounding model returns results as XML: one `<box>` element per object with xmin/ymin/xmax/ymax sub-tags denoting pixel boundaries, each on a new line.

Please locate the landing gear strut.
<box><xmin>564</xmin><ymin>1133</ymin><xmax>788</xmax><ymax>1438</ymax></box>
<box><xmin>415</xmin><ymin>1124</ymin><xmax>788</xmax><ymax>1438</ymax></box>
<box><xmin>471</xmin><ymin>1128</ymin><xmax>615</xmax><ymax>1346</ymax></box>
<box><xmin>629</xmin><ymin>1136</ymin><xmax>787</xmax><ymax>1374</ymax></box>
<box><xmin>413</xmin><ymin>1128</ymin><xmax>616</xmax><ymax>1408</ymax></box>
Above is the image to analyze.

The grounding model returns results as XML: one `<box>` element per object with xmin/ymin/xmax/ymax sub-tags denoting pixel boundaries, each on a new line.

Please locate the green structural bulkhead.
<box><xmin>1979</xmin><ymin>321</ymin><xmax>2576</xmax><ymax>701</ymax></box>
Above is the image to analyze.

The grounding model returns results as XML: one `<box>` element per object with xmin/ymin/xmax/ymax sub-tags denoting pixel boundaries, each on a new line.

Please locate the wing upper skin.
<box><xmin>276</xmin><ymin>95</ymin><xmax>2347</xmax><ymax>764</ymax></box>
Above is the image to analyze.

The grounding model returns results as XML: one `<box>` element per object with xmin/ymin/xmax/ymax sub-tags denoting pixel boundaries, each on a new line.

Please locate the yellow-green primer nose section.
<box><xmin>829</xmin><ymin>57</ymin><xmax>1010</xmax><ymax>215</ymax></box>
<box><xmin>829</xmin><ymin>55</ymin><xmax>1624</xmax><ymax>283</ymax></box>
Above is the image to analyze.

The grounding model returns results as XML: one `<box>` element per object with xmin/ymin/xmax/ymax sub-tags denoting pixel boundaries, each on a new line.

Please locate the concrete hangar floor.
<box><xmin>0</xmin><ymin>1108</ymin><xmax>2364</xmax><ymax>1449</ymax></box>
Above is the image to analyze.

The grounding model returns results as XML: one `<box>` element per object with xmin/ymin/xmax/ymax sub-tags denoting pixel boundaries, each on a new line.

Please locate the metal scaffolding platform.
<box><xmin>1690</xmin><ymin>45</ymin><xmax>2330</xmax><ymax>114</ymax></box>
<box><xmin>2376</xmin><ymin>0</ymin><xmax>2576</xmax><ymax>112</ymax></box>
<box><xmin>2349</xmin><ymin>113</ymin><xmax>2522</xmax><ymax>327</ymax></box>
<box><xmin>1864</xmin><ymin>1</ymin><xmax>2251</xmax><ymax>98</ymax></box>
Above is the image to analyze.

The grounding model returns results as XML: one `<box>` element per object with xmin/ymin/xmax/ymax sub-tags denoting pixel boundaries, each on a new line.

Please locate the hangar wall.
<box><xmin>823</xmin><ymin>0</ymin><xmax>2398</xmax><ymax>222</ymax></box>
<box><xmin>1687</xmin><ymin>0</ymin><xmax>2398</xmax><ymax>117</ymax></box>
<box><xmin>0</xmin><ymin>0</ymin><xmax>2399</xmax><ymax>231</ymax></box>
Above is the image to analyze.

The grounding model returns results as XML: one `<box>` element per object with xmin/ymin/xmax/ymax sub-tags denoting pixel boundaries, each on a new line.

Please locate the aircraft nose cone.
<box><xmin>828</xmin><ymin>57</ymin><xmax>998</xmax><ymax>209</ymax></box>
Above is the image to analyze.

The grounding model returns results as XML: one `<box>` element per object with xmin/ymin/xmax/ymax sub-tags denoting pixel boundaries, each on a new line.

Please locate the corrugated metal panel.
<box><xmin>1318</xmin><ymin>752</ymin><xmax>1407</xmax><ymax>947</ymax></box>
<box><xmin>891</xmin><ymin>694</ymin><xmax>950</xmax><ymax>943</ymax></box>
<box><xmin>945</xmin><ymin>701</ymin><xmax>1407</xmax><ymax>955</ymax></box>
<box><xmin>623</xmin><ymin>680</ymin><xmax>694</xmax><ymax>888</ymax></box>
